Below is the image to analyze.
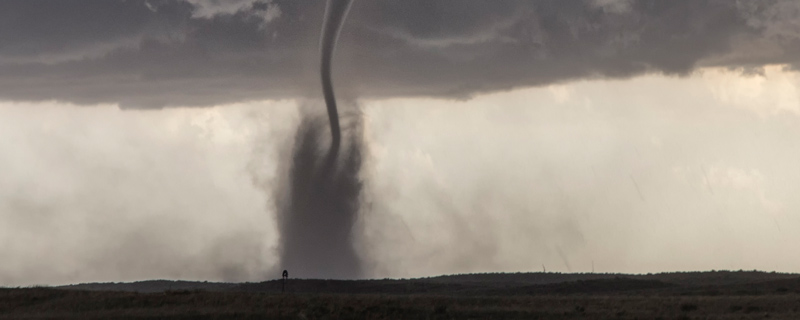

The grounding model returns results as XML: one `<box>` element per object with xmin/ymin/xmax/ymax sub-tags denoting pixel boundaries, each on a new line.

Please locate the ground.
<box><xmin>2</xmin><ymin>271</ymin><xmax>800</xmax><ymax>319</ymax></box>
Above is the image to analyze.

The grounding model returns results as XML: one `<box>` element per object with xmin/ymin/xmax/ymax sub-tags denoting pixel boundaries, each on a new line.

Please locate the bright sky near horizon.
<box><xmin>2</xmin><ymin>64</ymin><xmax>800</xmax><ymax>286</ymax></box>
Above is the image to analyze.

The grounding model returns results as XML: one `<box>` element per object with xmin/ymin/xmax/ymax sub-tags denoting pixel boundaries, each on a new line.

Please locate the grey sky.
<box><xmin>1</xmin><ymin>1</ymin><xmax>800</xmax><ymax>285</ymax></box>
<box><xmin>1</xmin><ymin>0</ymin><xmax>799</xmax><ymax>107</ymax></box>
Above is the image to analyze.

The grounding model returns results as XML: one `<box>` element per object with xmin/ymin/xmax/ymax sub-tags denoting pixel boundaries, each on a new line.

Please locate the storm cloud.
<box><xmin>1</xmin><ymin>0</ymin><xmax>799</xmax><ymax>107</ymax></box>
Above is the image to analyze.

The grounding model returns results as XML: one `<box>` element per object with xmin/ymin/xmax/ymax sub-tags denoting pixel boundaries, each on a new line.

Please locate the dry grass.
<box><xmin>2</xmin><ymin>287</ymin><xmax>800</xmax><ymax>319</ymax></box>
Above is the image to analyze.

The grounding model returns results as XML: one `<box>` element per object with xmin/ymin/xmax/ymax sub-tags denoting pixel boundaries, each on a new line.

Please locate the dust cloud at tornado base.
<box><xmin>270</xmin><ymin>112</ymin><xmax>365</xmax><ymax>279</ymax></box>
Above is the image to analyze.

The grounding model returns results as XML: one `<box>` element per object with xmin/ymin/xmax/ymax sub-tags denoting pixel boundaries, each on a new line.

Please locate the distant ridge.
<box><xmin>58</xmin><ymin>280</ymin><xmax>238</xmax><ymax>293</ymax></box>
<box><xmin>52</xmin><ymin>270</ymin><xmax>800</xmax><ymax>295</ymax></box>
<box><xmin>424</xmin><ymin>270</ymin><xmax>800</xmax><ymax>286</ymax></box>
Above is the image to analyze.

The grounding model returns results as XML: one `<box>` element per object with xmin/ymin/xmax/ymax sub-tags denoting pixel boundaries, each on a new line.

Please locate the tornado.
<box><xmin>319</xmin><ymin>0</ymin><xmax>353</xmax><ymax>154</ymax></box>
<box><xmin>272</xmin><ymin>0</ymin><xmax>362</xmax><ymax>279</ymax></box>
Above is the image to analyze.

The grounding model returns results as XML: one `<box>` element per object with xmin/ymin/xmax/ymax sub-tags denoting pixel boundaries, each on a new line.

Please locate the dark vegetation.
<box><xmin>2</xmin><ymin>271</ymin><xmax>799</xmax><ymax>319</ymax></box>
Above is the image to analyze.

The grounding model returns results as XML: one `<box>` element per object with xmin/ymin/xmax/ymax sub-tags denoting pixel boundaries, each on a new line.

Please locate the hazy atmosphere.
<box><xmin>2</xmin><ymin>0</ymin><xmax>800</xmax><ymax>286</ymax></box>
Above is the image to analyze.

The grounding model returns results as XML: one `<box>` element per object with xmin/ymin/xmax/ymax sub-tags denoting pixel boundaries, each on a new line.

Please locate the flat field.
<box><xmin>3</xmin><ymin>271</ymin><xmax>800</xmax><ymax>319</ymax></box>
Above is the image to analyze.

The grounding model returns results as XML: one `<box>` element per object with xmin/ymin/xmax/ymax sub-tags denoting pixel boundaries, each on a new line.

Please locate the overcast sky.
<box><xmin>2</xmin><ymin>0</ymin><xmax>800</xmax><ymax>286</ymax></box>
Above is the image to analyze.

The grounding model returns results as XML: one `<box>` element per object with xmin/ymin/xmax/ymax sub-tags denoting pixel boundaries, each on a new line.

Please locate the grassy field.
<box><xmin>2</xmin><ymin>271</ymin><xmax>800</xmax><ymax>319</ymax></box>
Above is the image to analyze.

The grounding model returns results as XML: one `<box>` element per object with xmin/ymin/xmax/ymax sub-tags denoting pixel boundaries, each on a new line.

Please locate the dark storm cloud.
<box><xmin>0</xmin><ymin>0</ymin><xmax>798</xmax><ymax>107</ymax></box>
<box><xmin>0</xmin><ymin>1</ymin><xmax>188</xmax><ymax>61</ymax></box>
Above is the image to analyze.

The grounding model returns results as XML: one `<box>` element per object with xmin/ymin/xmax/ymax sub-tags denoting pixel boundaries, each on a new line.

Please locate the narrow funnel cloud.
<box><xmin>273</xmin><ymin>0</ymin><xmax>362</xmax><ymax>279</ymax></box>
<box><xmin>320</xmin><ymin>0</ymin><xmax>354</xmax><ymax>154</ymax></box>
